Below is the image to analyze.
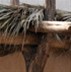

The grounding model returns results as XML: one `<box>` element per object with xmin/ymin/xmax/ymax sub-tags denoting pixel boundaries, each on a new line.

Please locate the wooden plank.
<box><xmin>0</xmin><ymin>33</ymin><xmax>70</xmax><ymax>49</ymax></box>
<box><xmin>0</xmin><ymin>33</ymin><xmax>39</xmax><ymax>45</ymax></box>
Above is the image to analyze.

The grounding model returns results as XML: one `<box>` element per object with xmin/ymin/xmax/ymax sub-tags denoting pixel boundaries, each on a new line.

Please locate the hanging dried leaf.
<box><xmin>56</xmin><ymin>10</ymin><xmax>71</xmax><ymax>21</ymax></box>
<box><xmin>0</xmin><ymin>4</ymin><xmax>44</xmax><ymax>36</ymax></box>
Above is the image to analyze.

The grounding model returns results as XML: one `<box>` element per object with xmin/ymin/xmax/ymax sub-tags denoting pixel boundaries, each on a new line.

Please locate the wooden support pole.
<box><xmin>0</xmin><ymin>33</ymin><xmax>39</xmax><ymax>45</ymax></box>
<box><xmin>29</xmin><ymin>0</ymin><xmax>56</xmax><ymax>72</ymax></box>
<box><xmin>10</xmin><ymin>0</ymin><xmax>19</xmax><ymax>5</ymax></box>
<box><xmin>48</xmin><ymin>39</ymin><xmax>71</xmax><ymax>49</ymax></box>
<box><xmin>30</xmin><ymin>21</ymin><xmax>71</xmax><ymax>34</ymax></box>
<box><xmin>44</xmin><ymin>0</ymin><xmax>56</xmax><ymax>20</ymax></box>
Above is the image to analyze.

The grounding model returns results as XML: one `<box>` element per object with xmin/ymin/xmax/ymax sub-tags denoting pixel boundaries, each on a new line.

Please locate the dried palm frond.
<box><xmin>54</xmin><ymin>10</ymin><xmax>71</xmax><ymax>55</ymax></box>
<box><xmin>0</xmin><ymin>4</ymin><xmax>44</xmax><ymax>56</ymax></box>
<box><xmin>55</xmin><ymin>9</ymin><xmax>71</xmax><ymax>21</ymax></box>
<box><xmin>0</xmin><ymin>4</ymin><xmax>44</xmax><ymax>36</ymax></box>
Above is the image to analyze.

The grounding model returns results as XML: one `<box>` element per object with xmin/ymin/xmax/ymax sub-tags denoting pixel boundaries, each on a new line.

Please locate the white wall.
<box><xmin>20</xmin><ymin>0</ymin><xmax>45</xmax><ymax>6</ymax></box>
<box><xmin>56</xmin><ymin>0</ymin><xmax>71</xmax><ymax>11</ymax></box>
<box><xmin>0</xmin><ymin>0</ymin><xmax>71</xmax><ymax>11</ymax></box>
<box><xmin>0</xmin><ymin>0</ymin><xmax>10</xmax><ymax>5</ymax></box>
<box><xmin>0</xmin><ymin>0</ymin><xmax>45</xmax><ymax>5</ymax></box>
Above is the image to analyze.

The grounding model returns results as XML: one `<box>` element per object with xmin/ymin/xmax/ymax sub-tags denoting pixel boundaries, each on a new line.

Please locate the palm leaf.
<box><xmin>0</xmin><ymin>4</ymin><xmax>44</xmax><ymax>36</ymax></box>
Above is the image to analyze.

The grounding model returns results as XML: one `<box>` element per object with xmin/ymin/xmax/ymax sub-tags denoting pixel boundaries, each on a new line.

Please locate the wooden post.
<box><xmin>44</xmin><ymin>0</ymin><xmax>56</xmax><ymax>20</ymax></box>
<box><xmin>29</xmin><ymin>0</ymin><xmax>56</xmax><ymax>72</ymax></box>
<box><xmin>10</xmin><ymin>0</ymin><xmax>19</xmax><ymax>5</ymax></box>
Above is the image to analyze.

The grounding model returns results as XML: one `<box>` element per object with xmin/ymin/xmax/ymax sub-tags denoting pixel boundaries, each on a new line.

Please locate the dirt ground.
<box><xmin>0</xmin><ymin>51</ymin><xmax>71</xmax><ymax>72</ymax></box>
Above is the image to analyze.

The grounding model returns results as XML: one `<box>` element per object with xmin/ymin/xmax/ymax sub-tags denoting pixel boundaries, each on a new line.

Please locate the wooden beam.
<box><xmin>30</xmin><ymin>21</ymin><xmax>71</xmax><ymax>34</ymax></box>
<box><xmin>0</xmin><ymin>33</ymin><xmax>39</xmax><ymax>45</ymax></box>
<box><xmin>48</xmin><ymin>39</ymin><xmax>71</xmax><ymax>49</ymax></box>
<box><xmin>0</xmin><ymin>21</ymin><xmax>70</xmax><ymax>46</ymax></box>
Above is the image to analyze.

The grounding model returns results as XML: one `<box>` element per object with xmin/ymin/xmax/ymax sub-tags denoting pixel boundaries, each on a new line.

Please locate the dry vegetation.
<box><xmin>0</xmin><ymin>3</ymin><xmax>70</xmax><ymax>72</ymax></box>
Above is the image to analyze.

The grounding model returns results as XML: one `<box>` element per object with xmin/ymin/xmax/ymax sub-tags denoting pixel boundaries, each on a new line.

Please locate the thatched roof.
<box><xmin>0</xmin><ymin>4</ymin><xmax>44</xmax><ymax>36</ymax></box>
<box><xmin>0</xmin><ymin>4</ymin><xmax>44</xmax><ymax>56</ymax></box>
<box><xmin>56</xmin><ymin>9</ymin><xmax>71</xmax><ymax>21</ymax></box>
<box><xmin>0</xmin><ymin>3</ymin><xmax>71</xmax><ymax>56</ymax></box>
<box><xmin>0</xmin><ymin>3</ymin><xmax>71</xmax><ymax>36</ymax></box>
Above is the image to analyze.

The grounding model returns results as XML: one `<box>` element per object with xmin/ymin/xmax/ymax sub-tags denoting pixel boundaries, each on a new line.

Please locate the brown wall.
<box><xmin>0</xmin><ymin>51</ymin><xmax>71</xmax><ymax>72</ymax></box>
<box><xmin>0</xmin><ymin>52</ymin><xmax>26</xmax><ymax>72</ymax></box>
<box><xmin>44</xmin><ymin>50</ymin><xmax>71</xmax><ymax>72</ymax></box>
